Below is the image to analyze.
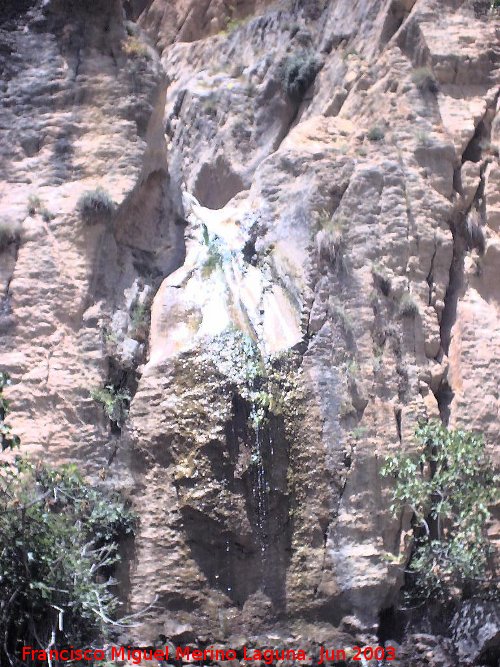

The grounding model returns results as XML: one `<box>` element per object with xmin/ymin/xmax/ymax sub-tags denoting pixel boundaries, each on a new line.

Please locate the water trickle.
<box><xmin>251</xmin><ymin>418</ymin><xmax>270</xmax><ymax>557</ymax></box>
<box><xmin>175</xmin><ymin>192</ymin><xmax>297</xmax><ymax>607</ymax></box>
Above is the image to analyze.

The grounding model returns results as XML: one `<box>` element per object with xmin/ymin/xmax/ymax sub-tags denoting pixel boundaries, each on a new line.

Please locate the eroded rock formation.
<box><xmin>1</xmin><ymin>0</ymin><xmax>499</xmax><ymax>664</ymax></box>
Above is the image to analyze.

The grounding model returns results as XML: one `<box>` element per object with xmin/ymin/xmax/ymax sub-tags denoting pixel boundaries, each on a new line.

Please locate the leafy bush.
<box><xmin>281</xmin><ymin>51</ymin><xmax>320</xmax><ymax>101</ymax></box>
<box><xmin>398</xmin><ymin>292</ymin><xmax>419</xmax><ymax>318</ymax></box>
<box><xmin>411</xmin><ymin>67</ymin><xmax>438</xmax><ymax>93</ymax></box>
<box><xmin>382</xmin><ymin>420</ymin><xmax>499</xmax><ymax>601</ymax></box>
<box><xmin>0</xmin><ymin>458</ymin><xmax>135</xmax><ymax>663</ymax></box>
<box><xmin>0</xmin><ymin>219</ymin><xmax>21</xmax><ymax>250</ymax></box>
<box><xmin>0</xmin><ymin>372</ymin><xmax>20</xmax><ymax>451</ymax></box>
<box><xmin>91</xmin><ymin>385</ymin><xmax>130</xmax><ymax>427</ymax></box>
<box><xmin>0</xmin><ymin>378</ymin><xmax>136</xmax><ymax>664</ymax></box>
<box><xmin>78</xmin><ymin>188</ymin><xmax>115</xmax><ymax>223</ymax></box>
<box><xmin>367</xmin><ymin>126</ymin><xmax>385</xmax><ymax>142</ymax></box>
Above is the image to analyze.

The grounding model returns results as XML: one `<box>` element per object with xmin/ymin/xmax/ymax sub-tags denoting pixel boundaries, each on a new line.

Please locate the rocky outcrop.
<box><xmin>1</xmin><ymin>0</ymin><xmax>499</xmax><ymax>663</ymax></box>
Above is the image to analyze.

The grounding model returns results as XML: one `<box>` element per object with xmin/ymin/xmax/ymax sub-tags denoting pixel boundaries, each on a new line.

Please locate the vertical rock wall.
<box><xmin>0</xmin><ymin>0</ymin><xmax>499</xmax><ymax>661</ymax></box>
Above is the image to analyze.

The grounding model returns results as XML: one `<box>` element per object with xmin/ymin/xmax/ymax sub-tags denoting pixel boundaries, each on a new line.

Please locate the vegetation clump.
<box><xmin>0</xmin><ymin>376</ymin><xmax>136</xmax><ymax>664</ymax></box>
<box><xmin>315</xmin><ymin>211</ymin><xmax>348</xmax><ymax>271</ymax></box>
<box><xmin>27</xmin><ymin>194</ymin><xmax>42</xmax><ymax>215</ymax></box>
<box><xmin>122</xmin><ymin>35</ymin><xmax>151</xmax><ymax>59</ymax></box>
<box><xmin>78</xmin><ymin>188</ymin><xmax>115</xmax><ymax>223</ymax></box>
<box><xmin>281</xmin><ymin>51</ymin><xmax>320</xmax><ymax>101</ymax></box>
<box><xmin>465</xmin><ymin>209</ymin><xmax>486</xmax><ymax>254</ymax></box>
<box><xmin>372</xmin><ymin>263</ymin><xmax>391</xmax><ymax>296</ymax></box>
<box><xmin>382</xmin><ymin>420</ymin><xmax>499</xmax><ymax>602</ymax></box>
<box><xmin>130</xmin><ymin>300</ymin><xmax>150</xmax><ymax>343</ymax></box>
<box><xmin>222</xmin><ymin>16</ymin><xmax>249</xmax><ymax>34</ymax></box>
<box><xmin>27</xmin><ymin>194</ymin><xmax>54</xmax><ymax>222</ymax></box>
<box><xmin>0</xmin><ymin>458</ymin><xmax>135</xmax><ymax>663</ymax></box>
<box><xmin>91</xmin><ymin>385</ymin><xmax>130</xmax><ymax>427</ymax></box>
<box><xmin>367</xmin><ymin>126</ymin><xmax>385</xmax><ymax>142</ymax></box>
<box><xmin>0</xmin><ymin>219</ymin><xmax>21</xmax><ymax>251</ymax></box>
<box><xmin>0</xmin><ymin>372</ymin><xmax>20</xmax><ymax>451</ymax></box>
<box><xmin>411</xmin><ymin>67</ymin><xmax>438</xmax><ymax>93</ymax></box>
<box><xmin>398</xmin><ymin>292</ymin><xmax>419</xmax><ymax>318</ymax></box>
<box><xmin>201</xmin><ymin>225</ymin><xmax>224</xmax><ymax>277</ymax></box>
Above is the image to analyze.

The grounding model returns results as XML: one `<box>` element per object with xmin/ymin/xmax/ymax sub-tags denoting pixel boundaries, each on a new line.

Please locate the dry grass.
<box><xmin>122</xmin><ymin>36</ymin><xmax>151</xmax><ymax>60</ymax></box>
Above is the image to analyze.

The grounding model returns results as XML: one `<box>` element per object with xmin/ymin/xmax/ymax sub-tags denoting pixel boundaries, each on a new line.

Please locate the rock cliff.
<box><xmin>0</xmin><ymin>0</ymin><xmax>499</xmax><ymax>664</ymax></box>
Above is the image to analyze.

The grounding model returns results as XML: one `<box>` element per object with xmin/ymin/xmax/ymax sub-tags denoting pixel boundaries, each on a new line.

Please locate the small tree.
<box><xmin>382</xmin><ymin>420</ymin><xmax>499</xmax><ymax>601</ymax></box>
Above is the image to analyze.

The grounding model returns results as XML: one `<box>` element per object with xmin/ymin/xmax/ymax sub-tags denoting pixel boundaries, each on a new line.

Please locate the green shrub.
<box><xmin>91</xmin><ymin>385</ymin><xmax>130</xmax><ymax>427</ymax></box>
<box><xmin>130</xmin><ymin>300</ymin><xmax>150</xmax><ymax>342</ymax></box>
<box><xmin>78</xmin><ymin>188</ymin><xmax>115</xmax><ymax>223</ymax></box>
<box><xmin>0</xmin><ymin>377</ymin><xmax>136</xmax><ymax>662</ymax></box>
<box><xmin>367</xmin><ymin>126</ymin><xmax>385</xmax><ymax>142</ymax></box>
<box><xmin>398</xmin><ymin>292</ymin><xmax>419</xmax><ymax>317</ymax></box>
<box><xmin>411</xmin><ymin>67</ymin><xmax>438</xmax><ymax>93</ymax></box>
<box><xmin>0</xmin><ymin>219</ymin><xmax>21</xmax><ymax>250</ymax></box>
<box><xmin>382</xmin><ymin>420</ymin><xmax>499</xmax><ymax>601</ymax></box>
<box><xmin>0</xmin><ymin>372</ymin><xmax>20</xmax><ymax>451</ymax></box>
<box><xmin>281</xmin><ymin>51</ymin><xmax>320</xmax><ymax>101</ymax></box>
<box><xmin>0</xmin><ymin>458</ymin><xmax>135</xmax><ymax>662</ymax></box>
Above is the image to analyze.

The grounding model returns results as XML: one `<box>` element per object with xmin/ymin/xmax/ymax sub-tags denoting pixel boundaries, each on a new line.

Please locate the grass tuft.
<box><xmin>367</xmin><ymin>126</ymin><xmax>385</xmax><ymax>142</ymax></box>
<box><xmin>122</xmin><ymin>36</ymin><xmax>151</xmax><ymax>60</ymax></box>
<box><xmin>0</xmin><ymin>219</ymin><xmax>21</xmax><ymax>250</ymax></box>
<box><xmin>77</xmin><ymin>187</ymin><xmax>115</xmax><ymax>223</ymax></box>
<box><xmin>398</xmin><ymin>293</ymin><xmax>419</xmax><ymax>318</ymax></box>
<box><xmin>411</xmin><ymin>67</ymin><xmax>438</xmax><ymax>93</ymax></box>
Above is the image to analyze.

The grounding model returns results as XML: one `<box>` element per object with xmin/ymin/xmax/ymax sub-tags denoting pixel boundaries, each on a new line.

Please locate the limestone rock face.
<box><xmin>1</xmin><ymin>0</ymin><xmax>499</xmax><ymax>662</ymax></box>
<box><xmin>452</xmin><ymin>600</ymin><xmax>500</xmax><ymax>665</ymax></box>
